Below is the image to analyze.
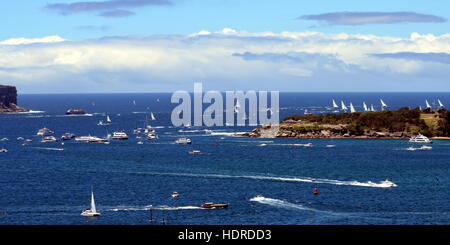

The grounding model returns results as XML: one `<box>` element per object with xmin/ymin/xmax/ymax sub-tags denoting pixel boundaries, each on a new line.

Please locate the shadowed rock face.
<box><xmin>0</xmin><ymin>85</ymin><xmax>28</xmax><ymax>113</ymax></box>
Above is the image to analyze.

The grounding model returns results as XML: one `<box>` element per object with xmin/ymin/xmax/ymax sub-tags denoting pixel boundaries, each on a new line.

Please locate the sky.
<box><xmin>1</xmin><ymin>0</ymin><xmax>450</xmax><ymax>93</ymax></box>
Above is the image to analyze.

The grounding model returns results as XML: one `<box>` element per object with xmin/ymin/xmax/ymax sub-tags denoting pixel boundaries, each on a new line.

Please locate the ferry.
<box><xmin>111</xmin><ymin>131</ymin><xmax>129</xmax><ymax>140</ymax></box>
<box><xmin>409</xmin><ymin>134</ymin><xmax>432</xmax><ymax>143</ymax></box>
<box><xmin>37</xmin><ymin>128</ymin><xmax>54</xmax><ymax>136</ymax></box>
<box><xmin>175</xmin><ymin>138</ymin><xmax>192</xmax><ymax>145</ymax></box>
<box><xmin>66</xmin><ymin>109</ymin><xmax>86</xmax><ymax>115</ymax></box>
<box><xmin>200</xmin><ymin>203</ymin><xmax>229</xmax><ymax>209</ymax></box>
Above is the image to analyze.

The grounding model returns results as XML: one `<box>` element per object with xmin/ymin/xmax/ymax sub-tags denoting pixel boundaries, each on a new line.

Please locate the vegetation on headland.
<box><xmin>241</xmin><ymin>107</ymin><xmax>450</xmax><ymax>139</ymax></box>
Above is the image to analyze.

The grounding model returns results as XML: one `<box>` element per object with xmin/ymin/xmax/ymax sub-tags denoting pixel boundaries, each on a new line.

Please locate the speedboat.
<box><xmin>172</xmin><ymin>192</ymin><xmax>179</xmax><ymax>198</ymax></box>
<box><xmin>189</xmin><ymin>150</ymin><xmax>201</xmax><ymax>154</ymax></box>
<box><xmin>200</xmin><ymin>203</ymin><xmax>229</xmax><ymax>209</ymax></box>
<box><xmin>37</xmin><ymin>128</ymin><xmax>54</xmax><ymax>136</ymax></box>
<box><xmin>420</xmin><ymin>145</ymin><xmax>432</xmax><ymax>150</ymax></box>
<box><xmin>380</xmin><ymin>179</ymin><xmax>397</xmax><ymax>188</ymax></box>
<box><xmin>175</xmin><ymin>138</ymin><xmax>192</xmax><ymax>145</ymax></box>
<box><xmin>111</xmin><ymin>131</ymin><xmax>129</xmax><ymax>140</ymax></box>
<box><xmin>409</xmin><ymin>134</ymin><xmax>432</xmax><ymax>143</ymax></box>
<box><xmin>40</xmin><ymin>136</ymin><xmax>57</xmax><ymax>142</ymax></box>
<box><xmin>406</xmin><ymin>146</ymin><xmax>417</xmax><ymax>151</ymax></box>
<box><xmin>147</xmin><ymin>133</ymin><xmax>157</xmax><ymax>140</ymax></box>
<box><xmin>81</xmin><ymin>191</ymin><xmax>101</xmax><ymax>217</ymax></box>
<box><xmin>0</xmin><ymin>149</ymin><xmax>7</xmax><ymax>153</ymax></box>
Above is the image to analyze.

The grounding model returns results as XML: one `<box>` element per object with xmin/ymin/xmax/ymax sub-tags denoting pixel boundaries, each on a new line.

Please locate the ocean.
<box><xmin>1</xmin><ymin>92</ymin><xmax>450</xmax><ymax>225</ymax></box>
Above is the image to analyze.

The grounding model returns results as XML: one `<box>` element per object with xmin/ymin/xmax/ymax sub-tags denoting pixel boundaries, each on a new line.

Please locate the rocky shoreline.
<box><xmin>0</xmin><ymin>85</ymin><xmax>28</xmax><ymax>113</ymax></box>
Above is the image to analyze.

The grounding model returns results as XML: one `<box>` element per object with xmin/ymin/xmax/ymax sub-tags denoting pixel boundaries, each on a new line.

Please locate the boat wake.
<box><xmin>249</xmin><ymin>196</ymin><xmax>320</xmax><ymax>212</ymax></box>
<box><xmin>131</xmin><ymin>172</ymin><xmax>397</xmax><ymax>188</ymax></box>
<box><xmin>107</xmin><ymin>205</ymin><xmax>201</xmax><ymax>212</ymax></box>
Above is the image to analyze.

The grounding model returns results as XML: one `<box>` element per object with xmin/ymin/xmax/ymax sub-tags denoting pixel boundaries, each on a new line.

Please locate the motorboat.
<box><xmin>88</xmin><ymin>137</ymin><xmax>109</xmax><ymax>143</ymax></box>
<box><xmin>137</xmin><ymin>141</ymin><xmax>144</xmax><ymax>145</ymax></box>
<box><xmin>175</xmin><ymin>138</ymin><xmax>192</xmax><ymax>145</ymax></box>
<box><xmin>75</xmin><ymin>135</ymin><xmax>97</xmax><ymax>142</ymax></box>
<box><xmin>81</xmin><ymin>191</ymin><xmax>101</xmax><ymax>217</ymax></box>
<box><xmin>61</xmin><ymin>133</ymin><xmax>76</xmax><ymax>140</ymax></box>
<box><xmin>409</xmin><ymin>134</ymin><xmax>432</xmax><ymax>143</ymax></box>
<box><xmin>379</xmin><ymin>179</ymin><xmax>397</xmax><ymax>188</ymax></box>
<box><xmin>420</xmin><ymin>145</ymin><xmax>432</xmax><ymax>150</ymax></box>
<box><xmin>326</xmin><ymin>145</ymin><xmax>336</xmax><ymax>148</ymax></box>
<box><xmin>200</xmin><ymin>203</ymin><xmax>229</xmax><ymax>209</ymax></box>
<box><xmin>0</xmin><ymin>149</ymin><xmax>7</xmax><ymax>153</ymax></box>
<box><xmin>40</xmin><ymin>136</ymin><xmax>57</xmax><ymax>142</ymax></box>
<box><xmin>406</xmin><ymin>146</ymin><xmax>417</xmax><ymax>151</ymax></box>
<box><xmin>111</xmin><ymin>131</ymin><xmax>129</xmax><ymax>140</ymax></box>
<box><xmin>37</xmin><ymin>128</ymin><xmax>54</xmax><ymax>136</ymax></box>
<box><xmin>147</xmin><ymin>133</ymin><xmax>157</xmax><ymax>140</ymax></box>
<box><xmin>189</xmin><ymin>150</ymin><xmax>201</xmax><ymax>154</ymax></box>
<box><xmin>16</xmin><ymin>137</ymin><xmax>24</xmax><ymax>141</ymax></box>
<box><xmin>172</xmin><ymin>192</ymin><xmax>179</xmax><ymax>198</ymax></box>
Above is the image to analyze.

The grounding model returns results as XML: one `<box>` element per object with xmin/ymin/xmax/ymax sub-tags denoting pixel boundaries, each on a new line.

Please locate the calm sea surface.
<box><xmin>1</xmin><ymin>92</ymin><xmax>450</xmax><ymax>225</ymax></box>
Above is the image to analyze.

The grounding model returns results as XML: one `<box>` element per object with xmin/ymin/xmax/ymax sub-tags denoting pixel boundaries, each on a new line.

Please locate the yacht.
<box><xmin>406</xmin><ymin>146</ymin><xmax>417</xmax><ymax>151</ymax></box>
<box><xmin>40</xmin><ymin>136</ymin><xmax>57</xmax><ymax>142</ymax></box>
<box><xmin>37</xmin><ymin>128</ymin><xmax>54</xmax><ymax>136</ymax></box>
<box><xmin>88</xmin><ymin>137</ymin><xmax>109</xmax><ymax>143</ymax></box>
<box><xmin>175</xmin><ymin>138</ymin><xmax>192</xmax><ymax>145</ymax></box>
<box><xmin>75</xmin><ymin>135</ymin><xmax>98</xmax><ymax>142</ymax></box>
<box><xmin>409</xmin><ymin>134</ymin><xmax>432</xmax><ymax>143</ymax></box>
<box><xmin>81</xmin><ymin>191</ymin><xmax>101</xmax><ymax>217</ymax></box>
<box><xmin>111</xmin><ymin>131</ymin><xmax>129</xmax><ymax>140</ymax></box>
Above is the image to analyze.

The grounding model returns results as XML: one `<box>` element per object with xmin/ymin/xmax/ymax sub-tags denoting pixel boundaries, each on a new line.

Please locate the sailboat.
<box><xmin>425</xmin><ymin>100</ymin><xmax>432</xmax><ymax>109</ymax></box>
<box><xmin>380</xmin><ymin>99</ymin><xmax>387</xmax><ymax>110</ymax></box>
<box><xmin>97</xmin><ymin>115</ymin><xmax>112</xmax><ymax>126</ymax></box>
<box><xmin>363</xmin><ymin>102</ymin><xmax>368</xmax><ymax>112</ymax></box>
<box><xmin>341</xmin><ymin>101</ymin><xmax>348</xmax><ymax>112</ymax></box>
<box><xmin>349</xmin><ymin>103</ymin><xmax>356</xmax><ymax>113</ymax></box>
<box><xmin>332</xmin><ymin>99</ymin><xmax>339</xmax><ymax>108</ymax></box>
<box><xmin>133</xmin><ymin>100</ymin><xmax>137</xmax><ymax>106</ymax></box>
<box><xmin>371</xmin><ymin>104</ymin><xmax>376</xmax><ymax>112</ymax></box>
<box><xmin>438</xmin><ymin>99</ymin><xmax>445</xmax><ymax>108</ymax></box>
<box><xmin>81</xmin><ymin>191</ymin><xmax>101</xmax><ymax>217</ymax></box>
<box><xmin>150</xmin><ymin>112</ymin><xmax>156</xmax><ymax>121</ymax></box>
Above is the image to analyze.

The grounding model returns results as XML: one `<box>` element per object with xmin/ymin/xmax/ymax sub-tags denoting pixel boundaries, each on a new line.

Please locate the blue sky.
<box><xmin>1</xmin><ymin>0</ymin><xmax>450</xmax><ymax>93</ymax></box>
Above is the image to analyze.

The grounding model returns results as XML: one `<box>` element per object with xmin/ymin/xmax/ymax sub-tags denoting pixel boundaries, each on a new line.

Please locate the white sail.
<box><xmin>438</xmin><ymin>99</ymin><xmax>444</xmax><ymax>108</ymax></box>
<box><xmin>419</xmin><ymin>105</ymin><xmax>423</xmax><ymax>111</ymax></box>
<box><xmin>363</xmin><ymin>102</ymin><xmax>368</xmax><ymax>112</ymax></box>
<box><xmin>91</xmin><ymin>191</ymin><xmax>97</xmax><ymax>213</ymax></box>
<box><xmin>332</xmin><ymin>99</ymin><xmax>338</xmax><ymax>108</ymax></box>
<box><xmin>425</xmin><ymin>100</ymin><xmax>431</xmax><ymax>109</ymax></box>
<box><xmin>133</xmin><ymin>100</ymin><xmax>136</xmax><ymax>106</ymax></box>
<box><xmin>380</xmin><ymin>99</ymin><xmax>387</xmax><ymax>108</ymax></box>
<box><xmin>371</xmin><ymin>105</ymin><xmax>376</xmax><ymax>112</ymax></box>
<box><xmin>150</xmin><ymin>112</ymin><xmax>156</xmax><ymax>121</ymax></box>
<box><xmin>350</xmin><ymin>103</ymin><xmax>356</xmax><ymax>113</ymax></box>
<box><xmin>341</xmin><ymin>101</ymin><xmax>348</xmax><ymax>110</ymax></box>
<box><xmin>106</xmin><ymin>115</ymin><xmax>112</xmax><ymax>123</ymax></box>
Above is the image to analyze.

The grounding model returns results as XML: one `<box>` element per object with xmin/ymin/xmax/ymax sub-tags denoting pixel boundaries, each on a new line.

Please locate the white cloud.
<box><xmin>0</xmin><ymin>35</ymin><xmax>66</xmax><ymax>45</ymax></box>
<box><xmin>1</xmin><ymin>30</ymin><xmax>450</xmax><ymax>92</ymax></box>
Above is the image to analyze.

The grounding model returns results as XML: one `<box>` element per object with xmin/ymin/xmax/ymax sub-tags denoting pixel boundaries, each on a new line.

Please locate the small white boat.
<box><xmin>172</xmin><ymin>192</ymin><xmax>179</xmax><ymax>198</ymax></box>
<box><xmin>175</xmin><ymin>138</ymin><xmax>192</xmax><ymax>145</ymax></box>
<box><xmin>137</xmin><ymin>141</ymin><xmax>144</xmax><ymax>145</ymax></box>
<box><xmin>147</xmin><ymin>134</ymin><xmax>157</xmax><ymax>140</ymax></box>
<box><xmin>259</xmin><ymin>143</ymin><xmax>267</xmax><ymax>147</ymax></box>
<box><xmin>61</xmin><ymin>133</ymin><xmax>75</xmax><ymax>140</ymax></box>
<box><xmin>17</xmin><ymin>137</ymin><xmax>24</xmax><ymax>141</ymax></box>
<box><xmin>75</xmin><ymin>135</ymin><xmax>97</xmax><ymax>142</ymax></box>
<box><xmin>37</xmin><ymin>128</ymin><xmax>54</xmax><ymax>136</ymax></box>
<box><xmin>326</xmin><ymin>144</ymin><xmax>336</xmax><ymax>148</ymax></box>
<box><xmin>0</xmin><ymin>148</ymin><xmax>7</xmax><ymax>153</ymax></box>
<box><xmin>406</xmin><ymin>146</ymin><xmax>417</xmax><ymax>151</ymax></box>
<box><xmin>40</xmin><ymin>136</ymin><xmax>57</xmax><ymax>142</ymax></box>
<box><xmin>189</xmin><ymin>150</ymin><xmax>201</xmax><ymax>154</ymax></box>
<box><xmin>409</xmin><ymin>134</ymin><xmax>432</xmax><ymax>143</ymax></box>
<box><xmin>420</xmin><ymin>145</ymin><xmax>432</xmax><ymax>150</ymax></box>
<box><xmin>379</xmin><ymin>179</ymin><xmax>397</xmax><ymax>188</ymax></box>
<box><xmin>81</xmin><ymin>191</ymin><xmax>101</xmax><ymax>217</ymax></box>
<box><xmin>111</xmin><ymin>131</ymin><xmax>129</xmax><ymax>140</ymax></box>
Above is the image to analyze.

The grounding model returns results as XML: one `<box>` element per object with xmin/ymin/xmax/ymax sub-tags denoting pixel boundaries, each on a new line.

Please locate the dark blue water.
<box><xmin>1</xmin><ymin>92</ymin><xmax>450</xmax><ymax>225</ymax></box>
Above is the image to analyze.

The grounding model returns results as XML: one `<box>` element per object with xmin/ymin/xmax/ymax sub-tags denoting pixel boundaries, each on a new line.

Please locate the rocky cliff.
<box><xmin>0</xmin><ymin>85</ymin><xmax>28</xmax><ymax>113</ymax></box>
